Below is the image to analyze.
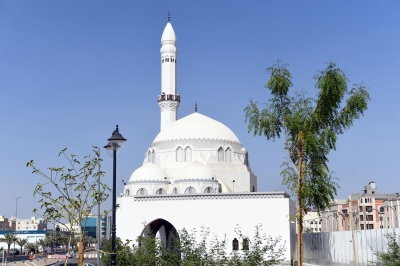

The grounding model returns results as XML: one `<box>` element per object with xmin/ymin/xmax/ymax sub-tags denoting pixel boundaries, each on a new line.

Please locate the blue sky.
<box><xmin>1</xmin><ymin>1</ymin><xmax>399</xmax><ymax>221</ymax></box>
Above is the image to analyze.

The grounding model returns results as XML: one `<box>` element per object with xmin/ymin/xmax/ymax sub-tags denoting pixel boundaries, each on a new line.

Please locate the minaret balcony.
<box><xmin>158</xmin><ymin>94</ymin><xmax>180</xmax><ymax>102</ymax></box>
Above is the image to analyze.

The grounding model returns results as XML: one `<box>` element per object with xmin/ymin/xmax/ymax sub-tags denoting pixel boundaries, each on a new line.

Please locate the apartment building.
<box><xmin>15</xmin><ymin>217</ymin><xmax>47</xmax><ymax>231</ymax></box>
<box><xmin>382</xmin><ymin>198</ymin><xmax>400</xmax><ymax>228</ymax></box>
<box><xmin>320</xmin><ymin>181</ymin><xmax>398</xmax><ymax>231</ymax></box>
<box><xmin>0</xmin><ymin>216</ymin><xmax>15</xmax><ymax>231</ymax></box>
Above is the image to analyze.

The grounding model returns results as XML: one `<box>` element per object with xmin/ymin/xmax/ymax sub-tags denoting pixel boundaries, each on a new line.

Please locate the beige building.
<box><xmin>382</xmin><ymin>198</ymin><xmax>400</xmax><ymax>228</ymax></box>
<box><xmin>320</xmin><ymin>181</ymin><xmax>398</xmax><ymax>232</ymax></box>
<box><xmin>0</xmin><ymin>216</ymin><xmax>15</xmax><ymax>231</ymax></box>
<box><xmin>15</xmin><ymin>217</ymin><xmax>46</xmax><ymax>231</ymax></box>
<box><xmin>301</xmin><ymin>210</ymin><xmax>321</xmax><ymax>233</ymax></box>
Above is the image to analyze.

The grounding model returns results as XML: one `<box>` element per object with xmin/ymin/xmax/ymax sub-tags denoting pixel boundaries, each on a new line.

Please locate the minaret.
<box><xmin>158</xmin><ymin>14</ymin><xmax>180</xmax><ymax>131</ymax></box>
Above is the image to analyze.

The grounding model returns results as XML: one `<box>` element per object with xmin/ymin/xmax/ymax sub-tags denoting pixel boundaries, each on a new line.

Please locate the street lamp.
<box><xmin>104</xmin><ymin>125</ymin><xmax>127</xmax><ymax>266</ymax></box>
<box><xmin>13</xmin><ymin>197</ymin><xmax>20</xmax><ymax>257</ymax></box>
<box><xmin>232</xmin><ymin>180</ymin><xmax>235</xmax><ymax>193</ymax></box>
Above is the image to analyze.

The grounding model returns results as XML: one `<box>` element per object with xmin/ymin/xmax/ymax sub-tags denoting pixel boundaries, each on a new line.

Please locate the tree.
<box><xmin>15</xmin><ymin>238</ymin><xmax>28</xmax><ymax>255</ymax></box>
<box><xmin>24</xmin><ymin>242</ymin><xmax>36</xmax><ymax>254</ymax></box>
<box><xmin>0</xmin><ymin>233</ymin><xmax>16</xmax><ymax>257</ymax></box>
<box><xmin>101</xmin><ymin>238</ymin><xmax>134</xmax><ymax>266</ymax></box>
<box><xmin>27</xmin><ymin>148</ymin><xmax>110</xmax><ymax>266</ymax></box>
<box><xmin>37</xmin><ymin>238</ymin><xmax>47</xmax><ymax>253</ymax></box>
<box><xmin>244</xmin><ymin>62</ymin><xmax>370</xmax><ymax>265</ymax></box>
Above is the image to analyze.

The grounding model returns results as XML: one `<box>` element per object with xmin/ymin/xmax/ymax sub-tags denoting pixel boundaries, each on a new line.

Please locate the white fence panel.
<box><xmin>300</xmin><ymin>228</ymin><xmax>399</xmax><ymax>266</ymax></box>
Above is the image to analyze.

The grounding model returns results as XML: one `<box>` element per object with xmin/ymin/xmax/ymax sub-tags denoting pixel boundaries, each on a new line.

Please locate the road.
<box><xmin>1</xmin><ymin>254</ymin><xmax>101</xmax><ymax>266</ymax></box>
<box><xmin>56</xmin><ymin>258</ymin><xmax>101</xmax><ymax>266</ymax></box>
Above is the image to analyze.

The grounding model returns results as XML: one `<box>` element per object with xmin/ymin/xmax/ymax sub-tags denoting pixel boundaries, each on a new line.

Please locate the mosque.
<box><xmin>116</xmin><ymin>17</ymin><xmax>295</xmax><ymax>261</ymax></box>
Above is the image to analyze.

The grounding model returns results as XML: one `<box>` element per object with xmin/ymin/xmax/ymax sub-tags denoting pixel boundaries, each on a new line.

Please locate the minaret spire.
<box><xmin>159</xmin><ymin>18</ymin><xmax>179</xmax><ymax>131</ymax></box>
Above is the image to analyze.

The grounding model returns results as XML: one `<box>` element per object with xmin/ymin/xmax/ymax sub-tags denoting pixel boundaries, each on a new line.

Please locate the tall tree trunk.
<box><xmin>297</xmin><ymin>131</ymin><xmax>304</xmax><ymax>266</ymax></box>
<box><xmin>78</xmin><ymin>241</ymin><xmax>83</xmax><ymax>266</ymax></box>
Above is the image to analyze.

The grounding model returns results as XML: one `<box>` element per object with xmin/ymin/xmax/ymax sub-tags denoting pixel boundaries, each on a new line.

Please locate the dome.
<box><xmin>176</xmin><ymin>160</ymin><xmax>215</xmax><ymax>182</ymax></box>
<box><xmin>153</xmin><ymin>112</ymin><xmax>241</xmax><ymax>144</ymax></box>
<box><xmin>161</xmin><ymin>22</ymin><xmax>176</xmax><ymax>44</ymax></box>
<box><xmin>129</xmin><ymin>163</ymin><xmax>168</xmax><ymax>183</ymax></box>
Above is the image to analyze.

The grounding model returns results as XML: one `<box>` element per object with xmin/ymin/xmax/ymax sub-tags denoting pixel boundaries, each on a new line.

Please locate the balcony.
<box><xmin>158</xmin><ymin>94</ymin><xmax>180</xmax><ymax>102</ymax></box>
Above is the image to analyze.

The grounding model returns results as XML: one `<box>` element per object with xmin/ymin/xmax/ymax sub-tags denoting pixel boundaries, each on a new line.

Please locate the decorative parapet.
<box><xmin>158</xmin><ymin>94</ymin><xmax>180</xmax><ymax>102</ymax></box>
<box><xmin>134</xmin><ymin>192</ymin><xmax>290</xmax><ymax>202</ymax></box>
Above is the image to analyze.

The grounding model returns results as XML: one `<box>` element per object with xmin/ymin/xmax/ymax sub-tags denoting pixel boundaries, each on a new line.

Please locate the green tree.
<box><xmin>27</xmin><ymin>148</ymin><xmax>110</xmax><ymax>266</ymax></box>
<box><xmin>101</xmin><ymin>238</ymin><xmax>134</xmax><ymax>266</ymax></box>
<box><xmin>37</xmin><ymin>238</ymin><xmax>47</xmax><ymax>253</ymax></box>
<box><xmin>0</xmin><ymin>233</ymin><xmax>16</xmax><ymax>257</ymax></box>
<box><xmin>24</xmin><ymin>242</ymin><xmax>35</xmax><ymax>253</ymax></box>
<box><xmin>15</xmin><ymin>238</ymin><xmax>28</xmax><ymax>255</ymax></box>
<box><xmin>244</xmin><ymin>62</ymin><xmax>370</xmax><ymax>265</ymax></box>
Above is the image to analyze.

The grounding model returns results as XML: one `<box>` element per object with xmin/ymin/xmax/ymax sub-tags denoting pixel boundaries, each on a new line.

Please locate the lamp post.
<box><xmin>232</xmin><ymin>180</ymin><xmax>235</xmax><ymax>193</ymax></box>
<box><xmin>92</xmin><ymin>146</ymin><xmax>101</xmax><ymax>266</ymax></box>
<box><xmin>104</xmin><ymin>125</ymin><xmax>127</xmax><ymax>266</ymax></box>
<box><xmin>13</xmin><ymin>197</ymin><xmax>20</xmax><ymax>257</ymax></box>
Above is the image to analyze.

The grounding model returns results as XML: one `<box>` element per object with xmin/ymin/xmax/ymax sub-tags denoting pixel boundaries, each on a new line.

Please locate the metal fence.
<box><xmin>299</xmin><ymin>228</ymin><xmax>400</xmax><ymax>265</ymax></box>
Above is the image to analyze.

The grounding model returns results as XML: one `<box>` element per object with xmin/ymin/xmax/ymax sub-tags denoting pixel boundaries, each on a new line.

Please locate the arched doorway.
<box><xmin>141</xmin><ymin>218</ymin><xmax>179</xmax><ymax>251</ymax></box>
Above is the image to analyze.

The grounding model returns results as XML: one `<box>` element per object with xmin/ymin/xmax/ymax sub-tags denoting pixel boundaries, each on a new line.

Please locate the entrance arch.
<box><xmin>141</xmin><ymin>218</ymin><xmax>179</xmax><ymax>251</ymax></box>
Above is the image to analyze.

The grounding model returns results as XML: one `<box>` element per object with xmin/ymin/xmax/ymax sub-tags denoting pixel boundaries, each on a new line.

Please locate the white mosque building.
<box><xmin>117</xmin><ymin>17</ymin><xmax>295</xmax><ymax>262</ymax></box>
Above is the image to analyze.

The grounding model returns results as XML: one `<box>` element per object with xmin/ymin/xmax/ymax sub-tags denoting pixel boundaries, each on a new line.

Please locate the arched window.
<box><xmin>156</xmin><ymin>188</ymin><xmax>166</xmax><ymax>195</ymax></box>
<box><xmin>252</xmin><ymin>186</ymin><xmax>255</xmax><ymax>192</ymax></box>
<box><xmin>218</xmin><ymin>183</ymin><xmax>222</xmax><ymax>193</ymax></box>
<box><xmin>232</xmin><ymin>238</ymin><xmax>239</xmax><ymax>251</ymax></box>
<box><xmin>165</xmin><ymin>58</ymin><xmax>169</xmax><ymax>62</ymax></box>
<box><xmin>152</xmin><ymin>149</ymin><xmax>155</xmax><ymax>164</ymax></box>
<box><xmin>225</xmin><ymin>148</ymin><xmax>231</xmax><ymax>163</ymax></box>
<box><xmin>204</xmin><ymin>187</ymin><xmax>212</xmax><ymax>193</ymax></box>
<box><xmin>242</xmin><ymin>238</ymin><xmax>249</xmax><ymax>251</ymax></box>
<box><xmin>176</xmin><ymin>147</ymin><xmax>183</xmax><ymax>162</ymax></box>
<box><xmin>162</xmin><ymin>59</ymin><xmax>164</xmax><ymax>63</ymax></box>
<box><xmin>136</xmin><ymin>188</ymin><xmax>148</xmax><ymax>196</ymax></box>
<box><xmin>218</xmin><ymin>147</ymin><xmax>224</xmax><ymax>162</ymax></box>
<box><xmin>147</xmin><ymin>150</ymin><xmax>151</xmax><ymax>162</ymax></box>
<box><xmin>184</xmin><ymin>187</ymin><xmax>196</xmax><ymax>194</ymax></box>
<box><xmin>125</xmin><ymin>189</ymin><xmax>130</xmax><ymax>196</ymax></box>
<box><xmin>172</xmin><ymin>188</ymin><xmax>178</xmax><ymax>194</ymax></box>
<box><xmin>185</xmin><ymin>146</ymin><xmax>192</xmax><ymax>162</ymax></box>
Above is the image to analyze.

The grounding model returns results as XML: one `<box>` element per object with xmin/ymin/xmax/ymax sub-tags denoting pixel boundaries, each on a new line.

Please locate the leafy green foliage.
<box><xmin>0</xmin><ymin>233</ymin><xmax>16</xmax><ymax>257</ymax></box>
<box><xmin>15</xmin><ymin>238</ymin><xmax>28</xmax><ymax>255</ymax></box>
<box><xmin>101</xmin><ymin>225</ymin><xmax>286</xmax><ymax>265</ymax></box>
<box><xmin>370</xmin><ymin>233</ymin><xmax>400</xmax><ymax>266</ymax></box>
<box><xmin>27</xmin><ymin>148</ymin><xmax>110</xmax><ymax>264</ymax></box>
<box><xmin>244</xmin><ymin>61</ymin><xmax>370</xmax><ymax>264</ymax></box>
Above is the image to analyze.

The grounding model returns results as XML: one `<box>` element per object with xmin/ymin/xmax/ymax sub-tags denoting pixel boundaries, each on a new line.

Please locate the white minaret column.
<box><xmin>158</xmin><ymin>14</ymin><xmax>180</xmax><ymax>131</ymax></box>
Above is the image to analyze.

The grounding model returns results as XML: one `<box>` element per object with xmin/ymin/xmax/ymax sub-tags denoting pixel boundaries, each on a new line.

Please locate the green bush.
<box><xmin>101</xmin><ymin>225</ymin><xmax>286</xmax><ymax>266</ymax></box>
<box><xmin>370</xmin><ymin>233</ymin><xmax>400</xmax><ymax>266</ymax></box>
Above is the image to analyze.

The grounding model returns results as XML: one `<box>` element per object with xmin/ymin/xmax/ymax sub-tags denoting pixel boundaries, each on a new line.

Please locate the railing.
<box><xmin>158</xmin><ymin>94</ymin><xmax>180</xmax><ymax>102</ymax></box>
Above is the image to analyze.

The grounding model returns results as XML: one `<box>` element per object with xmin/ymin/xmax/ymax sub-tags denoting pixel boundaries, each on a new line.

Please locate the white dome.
<box><xmin>176</xmin><ymin>160</ymin><xmax>215</xmax><ymax>182</ymax></box>
<box><xmin>153</xmin><ymin>112</ymin><xmax>240</xmax><ymax>144</ymax></box>
<box><xmin>161</xmin><ymin>22</ymin><xmax>176</xmax><ymax>44</ymax></box>
<box><xmin>129</xmin><ymin>163</ymin><xmax>168</xmax><ymax>183</ymax></box>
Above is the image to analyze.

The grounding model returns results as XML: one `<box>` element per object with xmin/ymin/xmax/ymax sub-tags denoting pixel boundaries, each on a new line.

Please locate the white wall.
<box><xmin>0</xmin><ymin>231</ymin><xmax>45</xmax><ymax>251</ymax></box>
<box><xmin>117</xmin><ymin>192</ymin><xmax>295</xmax><ymax>262</ymax></box>
<box><xmin>302</xmin><ymin>228</ymin><xmax>400</xmax><ymax>266</ymax></box>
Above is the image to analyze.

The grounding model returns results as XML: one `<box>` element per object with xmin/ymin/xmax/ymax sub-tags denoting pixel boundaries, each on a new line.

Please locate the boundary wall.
<box><xmin>301</xmin><ymin>228</ymin><xmax>400</xmax><ymax>265</ymax></box>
